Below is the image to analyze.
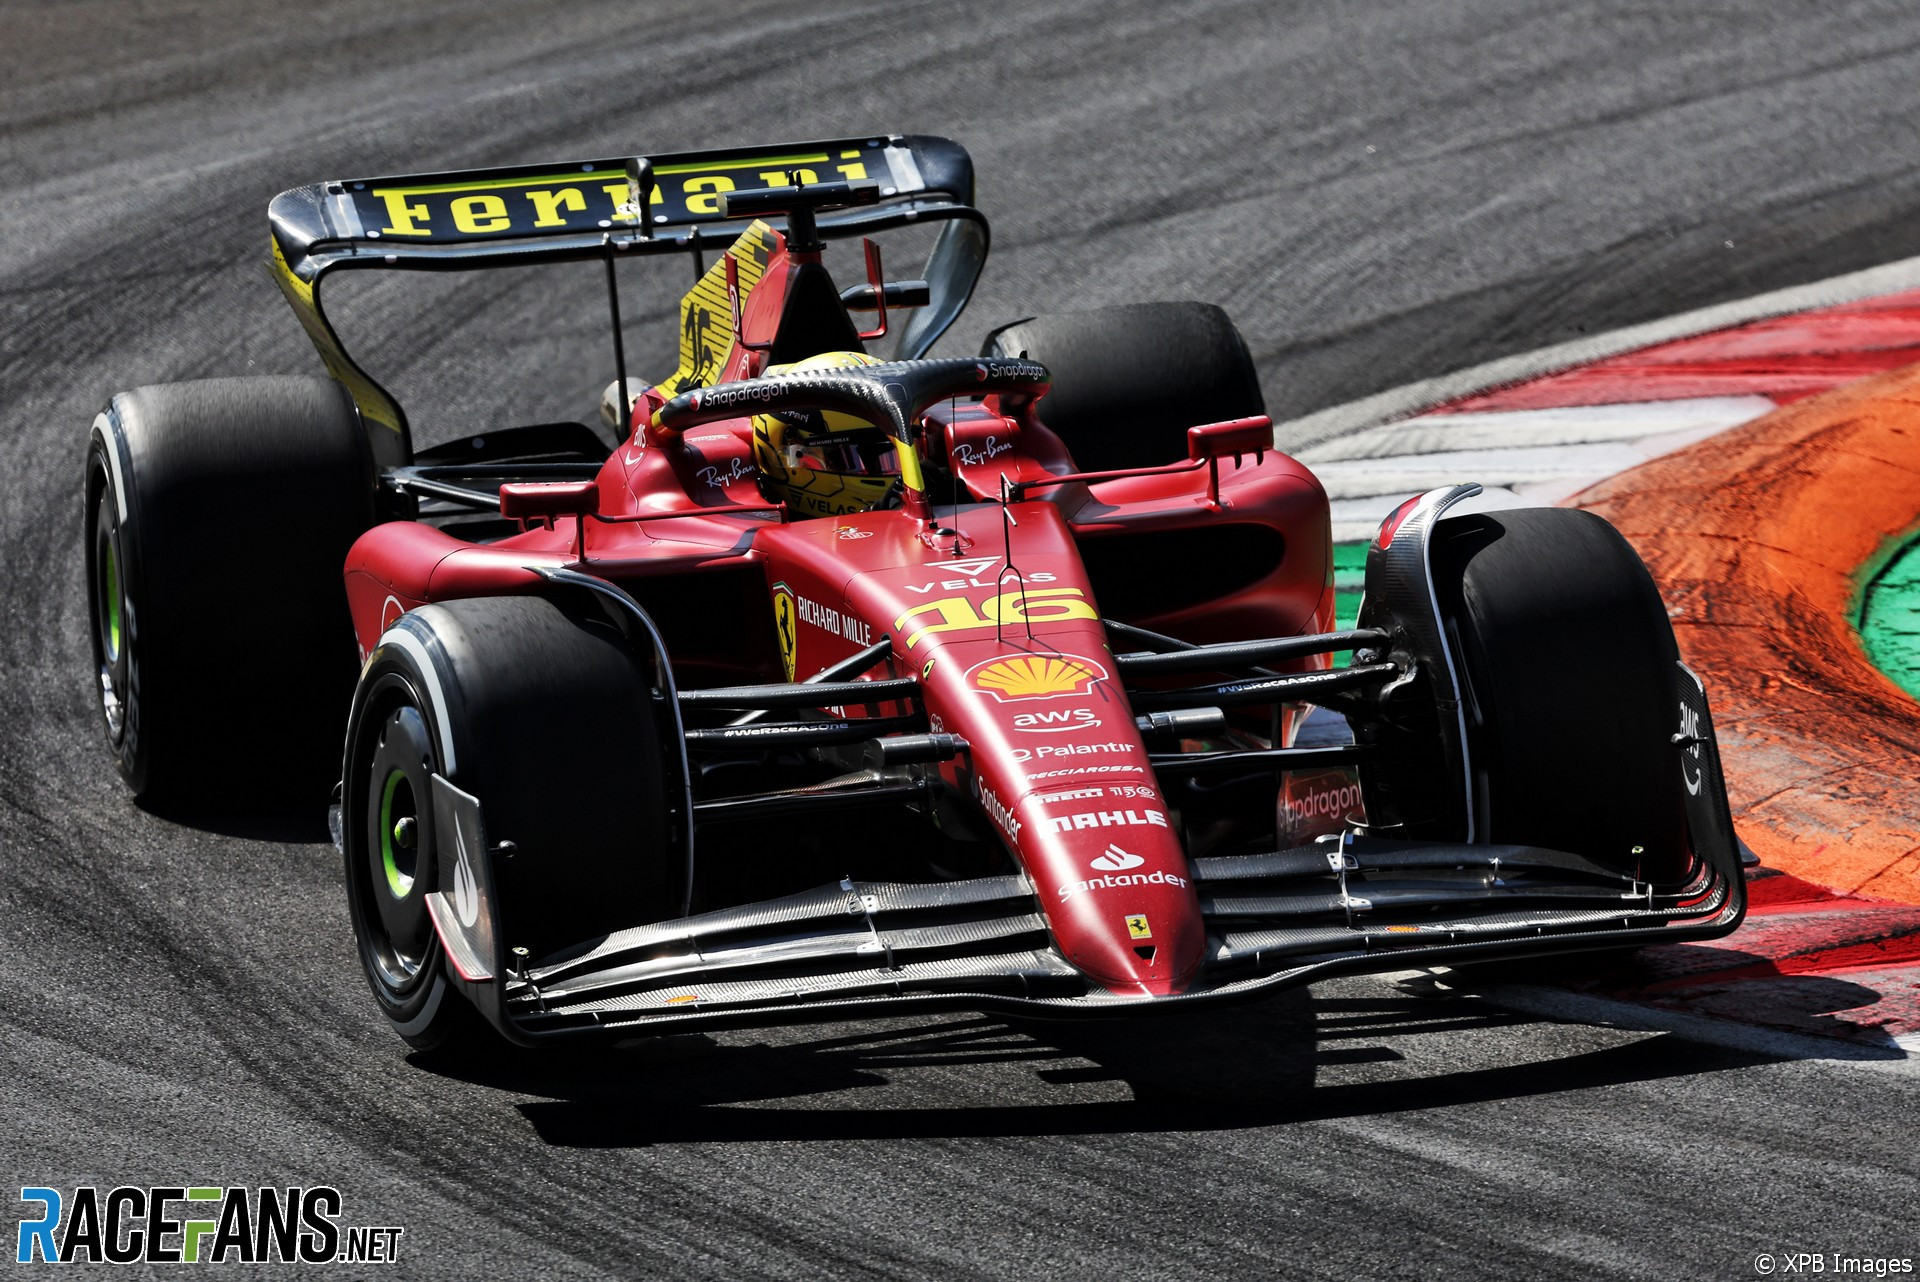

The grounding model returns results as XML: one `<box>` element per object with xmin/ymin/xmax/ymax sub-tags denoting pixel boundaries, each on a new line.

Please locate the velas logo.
<box><xmin>967</xmin><ymin>653</ymin><xmax>1107</xmax><ymax>702</ymax></box>
<box><xmin>926</xmin><ymin>556</ymin><xmax>1000</xmax><ymax>577</ymax></box>
<box><xmin>16</xmin><ymin>1185</ymin><xmax>404</xmax><ymax>1265</ymax></box>
<box><xmin>1089</xmin><ymin>845</ymin><xmax>1144</xmax><ymax>872</ymax></box>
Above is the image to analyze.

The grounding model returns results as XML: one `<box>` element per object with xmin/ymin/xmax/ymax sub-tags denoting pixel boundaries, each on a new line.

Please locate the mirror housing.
<box><xmin>499</xmin><ymin>480</ymin><xmax>599</xmax><ymax>520</ymax></box>
<box><xmin>1187</xmin><ymin>416</ymin><xmax>1273</xmax><ymax>461</ymax></box>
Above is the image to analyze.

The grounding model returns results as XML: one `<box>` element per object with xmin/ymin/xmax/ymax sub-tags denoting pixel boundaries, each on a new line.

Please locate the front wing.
<box><xmin>430</xmin><ymin>661</ymin><xmax>1743</xmax><ymax>1043</ymax></box>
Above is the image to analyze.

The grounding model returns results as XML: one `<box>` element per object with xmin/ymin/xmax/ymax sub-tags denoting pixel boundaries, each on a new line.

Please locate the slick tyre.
<box><xmin>84</xmin><ymin>377</ymin><xmax>373</xmax><ymax>803</ymax></box>
<box><xmin>1429</xmin><ymin>507</ymin><xmax>1688</xmax><ymax>882</ymax></box>
<box><xmin>981</xmin><ymin>302</ymin><xmax>1264</xmax><ymax>471</ymax></box>
<box><xmin>341</xmin><ymin>596</ymin><xmax>670</xmax><ymax>1052</ymax></box>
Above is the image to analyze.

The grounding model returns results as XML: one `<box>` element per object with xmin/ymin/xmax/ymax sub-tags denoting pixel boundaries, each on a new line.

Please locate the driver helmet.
<box><xmin>750</xmin><ymin>350</ymin><xmax>901</xmax><ymax>517</ymax></box>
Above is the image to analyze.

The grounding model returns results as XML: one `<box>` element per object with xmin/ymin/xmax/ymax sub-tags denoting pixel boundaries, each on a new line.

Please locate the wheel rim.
<box><xmin>379</xmin><ymin>768</ymin><xmax>419</xmax><ymax>897</ymax></box>
<box><xmin>101</xmin><ymin>540</ymin><xmax>122</xmax><ymax>662</ymax></box>
<box><xmin>359</xmin><ymin>699</ymin><xmax>437</xmax><ymax>994</ymax></box>
<box><xmin>88</xmin><ymin>482</ymin><xmax>129</xmax><ymax>745</ymax></box>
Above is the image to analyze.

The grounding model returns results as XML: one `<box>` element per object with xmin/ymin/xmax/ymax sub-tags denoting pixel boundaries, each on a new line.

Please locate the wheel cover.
<box><xmin>101</xmin><ymin>540</ymin><xmax>122</xmax><ymax>662</ymax></box>
<box><xmin>379</xmin><ymin>768</ymin><xmax>418</xmax><ymax>898</ymax></box>
<box><xmin>88</xmin><ymin>482</ymin><xmax>129</xmax><ymax>746</ymax></box>
<box><xmin>359</xmin><ymin>699</ymin><xmax>437</xmax><ymax>994</ymax></box>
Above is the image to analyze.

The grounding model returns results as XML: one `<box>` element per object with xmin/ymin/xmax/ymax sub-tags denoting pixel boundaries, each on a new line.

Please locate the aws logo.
<box><xmin>967</xmin><ymin>653</ymin><xmax>1107</xmax><ymax>702</ymax></box>
<box><xmin>1012</xmin><ymin>708</ymin><xmax>1098</xmax><ymax>734</ymax></box>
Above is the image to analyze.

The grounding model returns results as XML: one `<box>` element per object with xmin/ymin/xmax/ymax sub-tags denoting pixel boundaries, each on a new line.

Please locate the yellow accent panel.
<box><xmin>370</xmin><ymin>170</ymin><xmax>630</xmax><ymax>196</ymax></box>
<box><xmin>894</xmin><ymin>432</ymin><xmax>926</xmax><ymax>494</ymax></box>
<box><xmin>664</xmin><ymin>220</ymin><xmax>778</xmax><ymax>395</ymax></box>
<box><xmin>652</xmin><ymin>152</ymin><xmax>829</xmax><ymax>175</ymax></box>
<box><xmin>268</xmin><ymin>238</ymin><xmax>404</xmax><ymax>434</ymax></box>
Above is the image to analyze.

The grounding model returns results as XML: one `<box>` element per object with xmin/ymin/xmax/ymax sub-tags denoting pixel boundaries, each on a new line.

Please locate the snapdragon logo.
<box><xmin>16</xmin><ymin>1185</ymin><xmax>404</xmax><ymax>1265</ymax></box>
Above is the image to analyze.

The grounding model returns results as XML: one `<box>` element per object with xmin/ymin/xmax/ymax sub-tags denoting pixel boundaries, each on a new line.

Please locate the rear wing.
<box><xmin>267</xmin><ymin>134</ymin><xmax>987</xmax><ymax>465</ymax></box>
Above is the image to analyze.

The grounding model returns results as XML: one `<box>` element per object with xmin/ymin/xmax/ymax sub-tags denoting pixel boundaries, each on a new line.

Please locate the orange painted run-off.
<box><xmin>1570</xmin><ymin>364</ymin><xmax>1920</xmax><ymax>904</ymax></box>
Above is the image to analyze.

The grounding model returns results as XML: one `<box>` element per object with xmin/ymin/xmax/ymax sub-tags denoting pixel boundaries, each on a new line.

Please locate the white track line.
<box><xmin>1275</xmin><ymin>250</ymin><xmax>1920</xmax><ymax>455</ymax></box>
<box><xmin>1303</xmin><ymin>397</ymin><xmax>1778</xmax><ymax>541</ymax></box>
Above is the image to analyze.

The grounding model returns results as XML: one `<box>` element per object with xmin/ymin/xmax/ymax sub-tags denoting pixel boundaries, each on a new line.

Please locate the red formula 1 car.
<box><xmin>82</xmin><ymin>135</ymin><xmax>1745</xmax><ymax>1051</ymax></box>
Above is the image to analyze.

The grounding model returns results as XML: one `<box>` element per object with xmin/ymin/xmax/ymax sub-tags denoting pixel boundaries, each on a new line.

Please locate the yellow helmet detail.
<box><xmin>750</xmin><ymin>351</ymin><xmax>903</xmax><ymax>518</ymax></box>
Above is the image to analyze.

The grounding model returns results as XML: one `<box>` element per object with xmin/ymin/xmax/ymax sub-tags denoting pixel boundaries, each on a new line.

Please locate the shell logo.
<box><xmin>967</xmin><ymin>653</ymin><xmax>1108</xmax><ymax>702</ymax></box>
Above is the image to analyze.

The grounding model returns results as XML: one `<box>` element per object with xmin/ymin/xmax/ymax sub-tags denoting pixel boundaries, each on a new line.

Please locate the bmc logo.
<box><xmin>1012</xmin><ymin>708</ymin><xmax>1097</xmax><ymax>734</ymax></box>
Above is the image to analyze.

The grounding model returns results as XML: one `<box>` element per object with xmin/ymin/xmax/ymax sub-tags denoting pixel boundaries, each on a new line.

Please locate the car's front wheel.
<box><xmin>341</xmin><ymin>596</ymin><xmax>672</xmax><ymax>1052</ymax></box>
<box><xmin>1362</xmin><ymin>507</ymin><xmax>1690</xmax><ymax>882</ymax></box>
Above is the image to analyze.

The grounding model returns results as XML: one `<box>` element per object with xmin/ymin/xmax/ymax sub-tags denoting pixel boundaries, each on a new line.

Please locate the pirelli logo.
<box><xmin>348</xmin><ymin>148</ymin><xmax>892</xmax><ymax>241</ymax></box>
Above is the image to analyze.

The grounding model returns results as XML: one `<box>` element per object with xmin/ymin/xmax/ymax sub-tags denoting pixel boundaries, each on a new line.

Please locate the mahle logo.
<box><xmin>16</xmin><ymin>1185</ymin><xmax>403</xmax><ymax>1265</ymax></box>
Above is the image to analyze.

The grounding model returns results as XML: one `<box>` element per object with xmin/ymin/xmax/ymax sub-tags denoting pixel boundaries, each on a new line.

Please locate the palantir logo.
<box><xmin>1090</xmin><ymin>845</ymin><xmax>1145</xmax><ymax>872</ymax></box>
<box><xmin>17</xmin><ymin>1185</ymin><xmax>404</xmax><ymax>1265</ymax></box>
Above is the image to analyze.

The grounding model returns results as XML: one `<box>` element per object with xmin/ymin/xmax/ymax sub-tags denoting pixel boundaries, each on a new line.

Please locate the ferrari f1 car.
<box><xmin>82</xmin><ymin>134</ymin><xmax>1745</xmax><ymax>1051</ymax></box>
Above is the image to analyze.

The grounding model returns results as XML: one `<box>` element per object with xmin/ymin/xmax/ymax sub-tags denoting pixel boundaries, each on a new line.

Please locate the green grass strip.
<box><xmin>1331</xmin><ymin>542</ymin><xmax>1369</xmax><ymax>668</ymax></box>
<box><xmin>1855</xmin><ymin>523</ymin><xmax>1920</xmax><ymax>703</ymax></box>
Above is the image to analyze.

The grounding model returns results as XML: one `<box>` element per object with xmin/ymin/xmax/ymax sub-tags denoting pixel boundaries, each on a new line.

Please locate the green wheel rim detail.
<box><xmin>102</xmin><ymin>539</ymin><xmax>122</xmax><ymax>663</ymax></box>
<box><xmin>379</xmin><ymin>769</ymin><xmax>414</xmax><ymax>898</ymax></box>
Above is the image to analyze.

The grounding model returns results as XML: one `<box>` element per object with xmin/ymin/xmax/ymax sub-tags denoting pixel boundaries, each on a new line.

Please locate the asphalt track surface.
<box><xmin>5</xmin><ymin>2</ymin><xmax>1920</xmax><ymax>1277</ymax></box>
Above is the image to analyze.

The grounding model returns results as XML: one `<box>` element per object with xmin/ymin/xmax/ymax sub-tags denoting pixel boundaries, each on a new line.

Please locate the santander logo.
<box><xmin>1089</xmin><ymin>845</ymin><xmax>1145</xmax><ymax>872</ymax></box>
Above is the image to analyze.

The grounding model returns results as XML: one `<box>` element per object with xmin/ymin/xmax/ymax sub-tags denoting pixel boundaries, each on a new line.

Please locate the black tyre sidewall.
<box><xmin>341</xmin><ymin>597</ymin><xmax>670</xmax><ymax>1051</ymax></box>
<box><xmin>982</xmin><ymin>302</ymin><xmax>1265</xmax><ymax>471</ymax></box>
<box><xmin>85</xmin><ymin>436</ymin><xmax>150</xmax><ymax>793</ymax></box>
<box><xmin>1433</xmin><ymin>508</ymin><xmax>1688</xmax><ymax>880</ymax></box>
<box><xmin>84</xmin><ymin>378</ymin><xmax>373</xmax><ymax>804</ymax></box>
<box><xmin>341</xmin><ymin>658</ymin><xmax>460</xmax><ymax>1047</ymax></box>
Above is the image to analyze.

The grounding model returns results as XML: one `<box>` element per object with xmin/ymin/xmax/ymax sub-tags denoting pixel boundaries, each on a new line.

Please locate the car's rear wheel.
<box><xmin>83</xmin><ymin>377</ymin><xmax>373</xmax><ymax>802</ymax></box>
<box><xmin>341</xmin><ymin>596</ymin><xmax>671</xmax><ymax>1053</ymax></box>
<box><xmin>981</xmin><ymin>301</ymin><xmax>1265</xmax><ymax>470</ymax></box>
<box><xmin>1378</xmin><ymin>507</ymin><xmax>1689</xmax><ymax>882</ymax></box>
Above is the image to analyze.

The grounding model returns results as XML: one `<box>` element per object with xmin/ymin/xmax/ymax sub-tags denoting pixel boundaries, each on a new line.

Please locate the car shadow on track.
<box><xmin>411</xmin><ymin>979</ymin><xmax>1792</xmax><ymax>1147</ymax></box>
<box><xmin>134</xmin><ymin>792</ymin><xmax>334</xmax><ymax>845</ymax></box>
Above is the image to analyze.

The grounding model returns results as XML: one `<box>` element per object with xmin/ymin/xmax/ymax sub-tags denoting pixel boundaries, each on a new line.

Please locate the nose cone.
<box><xmin>1001</xmin><ymin>786</ymin><xmax>1208</xmax><ymax>996</ymax></box>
